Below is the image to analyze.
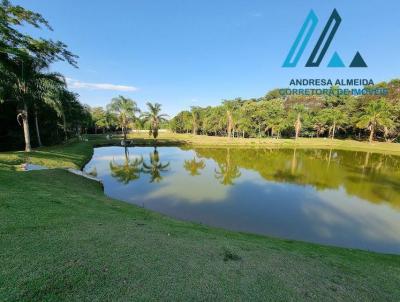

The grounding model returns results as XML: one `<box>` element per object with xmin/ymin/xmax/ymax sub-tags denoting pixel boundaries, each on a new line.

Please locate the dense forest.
<box><xmin>170</xmin><ymin>84</ymin><xmax>400</xmax><ymax>142</ymax></box>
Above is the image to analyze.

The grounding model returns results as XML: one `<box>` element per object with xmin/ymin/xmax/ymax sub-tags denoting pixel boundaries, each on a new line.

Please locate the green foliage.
<box><xmin>0</xmin><ymin>0</ymin><xmax>88</xmax><ymax>151</ymax></box>
<box><xmin>106</xmin><ymin>96</ymin><xmax>140</xmax><ymax>139</ymax></box>
<box><xmin>141</xmin><ymin>102</ymin><xmax>168</xmax><ymax>139</ymax></box>
<box><xmin>356</xmin><ymin>99</ymin><xmax>395</xmax><ymax>142</ymax></box>
<box><xmin>171</xmin><ymin>86</ymin><xmax>400</xmax><ymax>142</ymax></box>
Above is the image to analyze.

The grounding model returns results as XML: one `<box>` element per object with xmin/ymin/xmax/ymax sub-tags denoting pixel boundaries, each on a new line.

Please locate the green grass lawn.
<box><xmin>1</xmin><ymin>135</ymin><xmax>399</xmax><ymax>301</ymax></box>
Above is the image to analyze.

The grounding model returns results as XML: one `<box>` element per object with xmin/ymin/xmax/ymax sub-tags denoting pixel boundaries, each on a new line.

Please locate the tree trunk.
<box><xmin>34</xmin><ymin>109</ymin><xmax>42</xmax><ymax>147</ymax></box>
<box><xmin>123</xmin><ymin>126</ymin><xmax>127</xmax><ymax>141</ymax></box>
<box><xmin>62</xmin><ymin>113</ymin><xmax>68</xmax><ymax>141</ymax></box>
<box><xmin>226</xmin><ymin>110</ymin><xmax>233</xmax><ymax>138</ymax></box>
<box><xmin>331</xmin><ymin>121</ymin><xmax>336</xmax><ymax>140</ymax></box>
<box><xmin>369</xmin><ymin>126</ymin><xmax>374</xmax><ymax>143</ymax></box>
<box><xmin>21</xmin><ymin>103</ymin><xmax>32</xmax><ymax>152</ymax></box>
<box><xmin>295</xmin><ymin>113</ymin><xmax>301</xmax><ymax>140</ymax></box>
<box><xmin>291</xmin><ymin>148</ymin><xmax>297</xmax><ymax>174</ymax></box>
<box><xmin>328</xmin><ymin>148</ymin><xmax>332</xmax><ymax>167</ymax></box>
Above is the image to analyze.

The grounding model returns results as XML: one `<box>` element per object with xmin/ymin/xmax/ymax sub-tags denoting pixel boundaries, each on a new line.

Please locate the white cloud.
<box><xmin>304</xmin><ymin>188</ymin><xmax>400</xmax><ymax>243</ymax></box>
<box><xmin>66</xmin><ymin>78</ymin><xmax>138</xmax><ymax>92</ymax></box>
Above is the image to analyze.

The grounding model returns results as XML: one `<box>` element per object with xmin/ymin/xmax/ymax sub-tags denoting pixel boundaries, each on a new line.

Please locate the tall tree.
<box><xmin>317</xmin><ymin>107</ymin><xmax>348</xmax><ymax>139</ymax></box>
<box><xmin>141</xmin><ymin>102</ymin><xmax>168</xmax><ymax>140</ymax></box>
<box><xmin>356</xmin><ymin>99</ymin><xmax>394</xmax><ymax>143</ymax></box>
<box><xmin>107</xmin><ymin>96</ymin><xmax>140</xmax><ymax>141</ymax></box>
<box><xmin>222</xmin><ymin>99</ymin><xmax>241</xmax><ymax>138</ymax></box>
<box><xmin>190</xmin><ymin>106</ymin><xmax>201</xmax><ymax>135</ymax></box>
<box><xmin>91</xmin><ymin>107</ymin><xmax>107</xmax><ymax>134</ymax></box>
<box><xmin>0</xmin><ymin>0</ymin><xmax>77</xmax><ymax>151</ymax></box>
<box><xmin>290</xmin><ymin>104</ymin><xmax>307</xmax><ymax>140</ymax></box>
<box><xmin>27</xmin><ymin>61</ymin><xmax>66</xmax><ymax>145</ymax></box>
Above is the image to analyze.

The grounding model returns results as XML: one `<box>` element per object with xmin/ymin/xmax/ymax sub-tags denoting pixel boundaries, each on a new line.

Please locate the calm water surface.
<box><xmin>84</xmin><ymin>146</ymin><xmax>400</xmax><ymax>254</ymax></box>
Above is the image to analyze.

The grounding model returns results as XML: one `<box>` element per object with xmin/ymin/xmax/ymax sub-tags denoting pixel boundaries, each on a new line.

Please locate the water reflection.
<box><xmin>142</xmin><ymin>147</ymin><xmax>170</xmax><ymax>183</ymax></box>
<box><xmin>183</xmin><ymin>158</ymin><xmax>205</xmax><ymax>176</ymax></box>
<box><xmin>109</xmin><ymin>147</ymin><xmax>143</xmax><ymax>184</ymax></box>
<box><xmin>106</xmin><ymin>146</ymin><xmax>169</xmax><ymax>184</ymax></box>
<box><xmin>84</xmin><ymin>146</ymin><xmax>400</xmax><ymax>254</ymax></box>
<box><xmin>214</xmin><ymin>148</ymin><xmax>241</xmax><ymax>185</ymax></box>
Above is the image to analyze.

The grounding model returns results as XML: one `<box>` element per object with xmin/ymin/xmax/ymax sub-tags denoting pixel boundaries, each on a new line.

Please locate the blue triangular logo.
<box><xmin>349</xmin><ymin>51</ymin><xmax>367</xmax><ymax>67</ymax></box>
<box><xmin>327</xmin><ymin>51</ymin><xmax>345</xmax><ymax>67</ymax></box>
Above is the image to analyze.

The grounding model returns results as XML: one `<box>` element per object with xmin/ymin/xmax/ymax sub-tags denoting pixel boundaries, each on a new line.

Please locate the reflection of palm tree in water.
<box><xmin>273</xmin><ymin>148</ymin><xmax>303</xmax><ymax>182</ymax></box>
<box><xmin>361</xmin><ymin>152</ymin><xmax>372</xmax><ymax>177</ymax></box>
<box><xmin>214</xmin><ymin>148</ymin><xmax>241</xmax><ymax>185</ymax></box>
<box><xmin>184</xmin><ymin>157</ymin><xmax>205</xmax><ymax>176</ymax></box>
<box><xmin>291</xmin><ymin>148</ymin><xmax>297</xmax><ymax>175</ymax></box>
<box><xmin>109</xmin><ymin>146</ymin><xmax>143</xmax><ymax>184</ymax></box>
<box><xmin>142</xmin><ymin>147</ymin><xmax>170</xmax><ymax>183</ymax></box>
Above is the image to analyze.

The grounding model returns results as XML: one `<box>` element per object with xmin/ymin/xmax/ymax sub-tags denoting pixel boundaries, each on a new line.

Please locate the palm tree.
<box><xmin>318</xmin><ymin>107</ymin><xmax>348</xmax><ymax>139</ymax></box>
<box><xmin>33</xmin><ymin>69</ymin><xmax>68</xmax><ymax>143</ymax></box>
<box><xmin>109</xmin><ymin>147</ymin><xmax>143</xmax><ymax>184</ymax></box>
<box><xmin>222</xmin><ymin>100</ymin><xmax>237</xmax><ymax>138</ymax></box>
<box><xmin>356</xmin><ymin>99</ymin><xmax>394</xmax><ymax>143</ymax></box>
<box><xmin>1</xmin><ymin>55</ymin><xmax>74</xmax><ymax>149</ymax></box>
<box><xmin>43</xmin><ymin>81</ymin><xmax>79</xmax><ymax>141</ymax></box>
<box><xmin>183</xmin><ymin>157</ymin><xmax>205</xmax><ymax>176</ymax></box>
<box><xmin>142</xmin><ymin>148</ymin><xmax>170</xmax><ymax>183</ymax></box>
<box><xmin>4</xmin><ymin>58</ymin><xmax>60</xmax><ymax>150</ymax></box>
<box><xmin>0</xmin><ymin>2</ymin><xmax>77</xmax><ymax>151</ymax></box>
<box><xmin>190</xmin><ymin>106</ymin><xmax>201</xmax><ymax>135</ymax></box>
<box><xmin>291</xmin><ymin>104</ymin><xmax>306</xmax><ymax>140</ymax></box>
<box><xmin>107</xmin><ymin>96</ymin><xmax>140</xmax><ymax>141</ymax></box>
<box><xmin>141</xmin><ymin>102</ymin><xmax>168</xmax><ymax>141</ymax></box>
<box><xmin>3</xmin><ymin>56</ymin><xmax>34</xmax><ymax>152</ymax></box>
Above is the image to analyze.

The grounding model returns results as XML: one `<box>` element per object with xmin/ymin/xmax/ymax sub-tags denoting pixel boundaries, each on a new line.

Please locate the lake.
<box><xmin>84</xmin><ymin>146</ymin><xmax>400</xmax><ymax>254</ymax></box>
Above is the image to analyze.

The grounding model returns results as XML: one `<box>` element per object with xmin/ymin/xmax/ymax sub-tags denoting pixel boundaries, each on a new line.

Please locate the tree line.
<box><xmin>170</xmin><ymin>84</ymin><xmax>400</xmax><ymax>143</ymax></box>
<box><xmin>0</xmin><ymin>0</ymin><xmax>91</xmax><ymax>151</ymax></box>
<box><xmin>90</xmin><ymin>96</ymin><xmax>168</xmax><ymax>140</ymax></box>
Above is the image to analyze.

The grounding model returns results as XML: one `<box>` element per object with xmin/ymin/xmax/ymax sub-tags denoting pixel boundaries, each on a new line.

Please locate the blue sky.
<box><xmin>14</xmin><ymin>0</ymin><xmax>400</xmax><ymax>115</ymax></box>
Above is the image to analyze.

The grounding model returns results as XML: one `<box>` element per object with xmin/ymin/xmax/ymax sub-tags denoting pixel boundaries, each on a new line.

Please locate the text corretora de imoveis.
<box><xmin>280</xmin><ymin>78</ymin><xmax>388</xmax><ymax>96</ymax></box>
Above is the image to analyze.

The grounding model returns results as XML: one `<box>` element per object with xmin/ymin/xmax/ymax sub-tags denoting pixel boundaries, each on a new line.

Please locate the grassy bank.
<box><xmin>1</xmin><ymin>137</ymin><xmax>400</xmax><ymax>301</ymax></box>
<box><xmin>0</xmin><ymin>137</ymin><xmax>120</xmax><ymax>171</ymax></box>
<box><xmin>128</xmin><ymin>132</ymin><xmax>400</xmax><ymax>155</ymax></box>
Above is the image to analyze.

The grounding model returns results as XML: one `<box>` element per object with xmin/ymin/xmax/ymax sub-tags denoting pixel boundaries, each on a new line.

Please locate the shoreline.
<box><xmin>1</xmin><ymin>135</ymin><xmax>400</xmax><ymax>300</ymax></box>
